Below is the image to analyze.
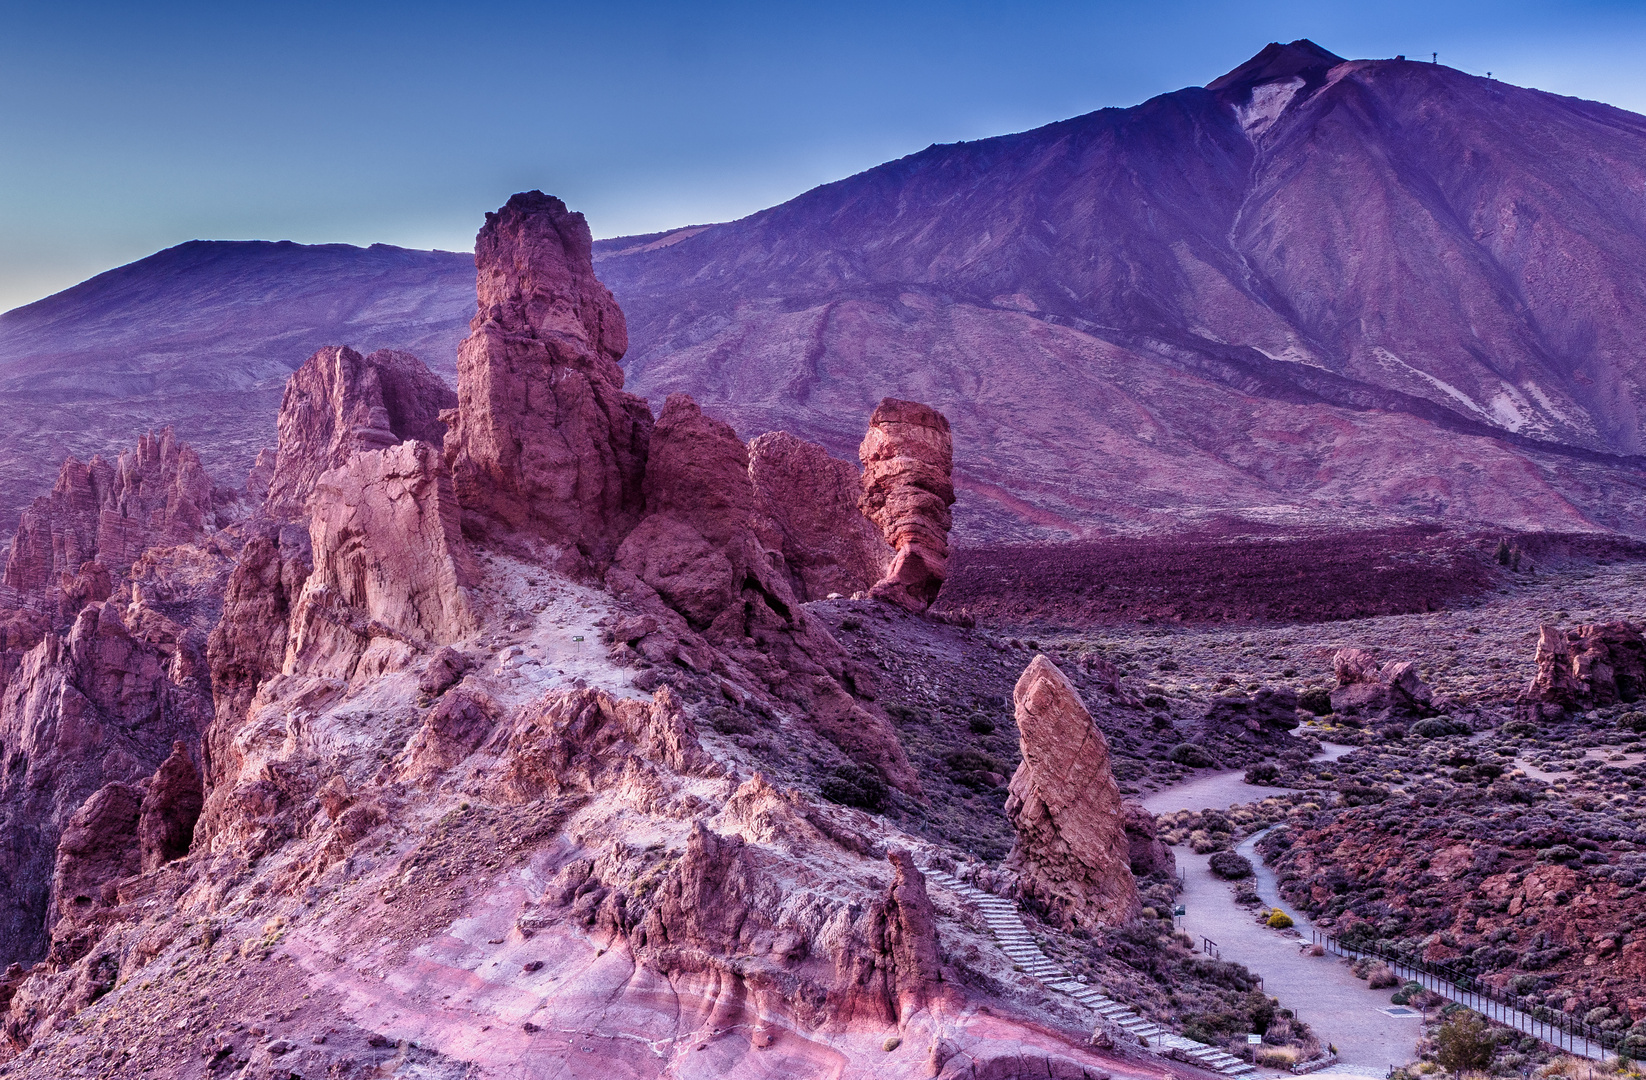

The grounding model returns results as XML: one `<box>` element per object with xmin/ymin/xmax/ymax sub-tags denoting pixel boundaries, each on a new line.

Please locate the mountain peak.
<box><xmin>1206</xmin><ymin>39</ymin><xmax>1346</xmax><ymax>94</ymax></box>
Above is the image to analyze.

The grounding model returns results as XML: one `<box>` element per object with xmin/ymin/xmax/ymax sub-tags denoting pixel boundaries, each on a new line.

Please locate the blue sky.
<box><xmin>3</xmin><ymin>0</ymin><xmax>1646</xmax><ymax>312</ymax></box>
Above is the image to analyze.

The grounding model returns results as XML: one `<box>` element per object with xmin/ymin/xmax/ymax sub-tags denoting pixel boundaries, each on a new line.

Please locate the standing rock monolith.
<box><xmin>858</xmin><ymin>399</ymin><xmax>954</xmax><ymax>611</ymax></box>
<box><xmin>444</xmin><ymin>191</ymin><xmax>653</xmax><ymax>568</ymax></box>
<box><xmin>1004</xmin><ymin>655</ymin><xmax>1141</xmax><ymax>929</ymax></box>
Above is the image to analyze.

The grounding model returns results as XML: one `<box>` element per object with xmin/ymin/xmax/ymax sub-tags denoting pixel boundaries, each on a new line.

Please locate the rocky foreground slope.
<box><xmin>13</xmin><ymin>43</ymin><xmax>1646</xmax><ymax>541</ymax></box>
<box><xmin>0</xmin><ymin>193</ymin><xmax>1283</xmax><ymax>1079</ymax></box>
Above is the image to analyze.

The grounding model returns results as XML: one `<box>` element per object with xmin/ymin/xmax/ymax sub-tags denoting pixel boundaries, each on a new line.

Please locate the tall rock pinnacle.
<box><xmin>444</xmin><ymin>191</ymin><xmax>653</xmax><ymax>567</ymax></box>
<box><xmin>858</xmin><ymin>398</ymin><xmax>955</xmax><ymax>611</ymax></box>
<box><xmin>1005</xmin><ymin>655</ymin><xmax>1141</xmax><ymax>929</ymax></box>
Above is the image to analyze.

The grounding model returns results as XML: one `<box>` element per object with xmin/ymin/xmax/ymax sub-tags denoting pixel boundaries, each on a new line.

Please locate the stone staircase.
<box><xmin>925</xmin><ymin>868</ymin><xmax>1255</xmax><ymax>1077</ymax></box>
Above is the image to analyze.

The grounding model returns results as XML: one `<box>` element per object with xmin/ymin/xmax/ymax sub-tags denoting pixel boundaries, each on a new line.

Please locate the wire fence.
<box><xmin>1310</xmin><ymin>929</ymin><xmax>1619</xmax><ymax>1061</ymax></box>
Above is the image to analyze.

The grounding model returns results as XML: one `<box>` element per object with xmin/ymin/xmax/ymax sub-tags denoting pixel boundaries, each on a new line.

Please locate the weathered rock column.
<box><xmin>857</xmin><ymin>398</ymin><xmax>954</xmax><ymax>611</ymax></box>
<box><xmin>1004</xmin><ymin>655</ymin><xmax>1141</xmax><ymax>929</ymax></box>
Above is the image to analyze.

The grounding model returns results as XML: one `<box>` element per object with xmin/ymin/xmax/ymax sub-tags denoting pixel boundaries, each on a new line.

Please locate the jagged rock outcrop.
<box><xmin>1330</xmin><ymin>648</ymin><xmax>1434</xmax><ymax>717</ymax></box>
<box><xmin>748</xmin><ymin>430</ymin><xmax>891</xmax><ymax>602</ymax></box>
<box><xmin>1518</xmin><ymin>622</ymin><xmax>1646</xmax><ymax>721</ymax></box>
<box><xmin>262</xmin><ymin>346</ymin><xmax>454</xmax><ymax>519</ymax></box>
<box><xmin>858</xmin><ymin>399</ymin><xmax>955</xmax><ymax>612</ymax></box>
<box><xmin>0</xmin><ymin>600</ymin><xmax>212</xmax><ymax>966</ymax></box>
<box><xmin>444</xmin><ymin>191</ymin><xmax>652</xmax><ymax>567</ymax></box>
<box><xmin>1</xmin><ymin>429</ymin><xmax>226</xmax><ymax>622</ymax></box>
<box><xmin>1121</xmin><ymin>803</ymin><xmax>1175</xmax><ymax>879</ymax></box>
<box><xmin>1004</xmin><ymin>655</ymin><xmax>1141</xmax><ymax>929</ymax></box>
<box><xmin>48</xmin><ymin>781</ymin><xmax>142</xmax><ymax>927</ymax></box>
<box><xmin>611</xmin><ymin>394</ymin><xmax>917</xmax><ymax>792</ymax></box>
<box><xmin>136</xmin><ymin>740</ymin><xmax>202</xmax><ymax>872</ymax></box>
<box><xmin>1201</xmin><ymin>687</ymin><xmax>1301</xmax><ymax>736</ymax></box>
<box><xmin>286</xmin><ymin>440</ymin><xmax>476</xmax><ymax>681</ymax></box>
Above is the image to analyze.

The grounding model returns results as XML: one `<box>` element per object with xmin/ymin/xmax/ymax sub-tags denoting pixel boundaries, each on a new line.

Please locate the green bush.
<box><xmin>1209</xmin><ymin>852</ymin><xmax>1255</xmax><ymax>879</ymax></box>
<box><xmin>1298</xmin><ymin>688</ymin><xmax>1333</xmax><ymax>715</ymax></box>
<box><xmin>1266</xmin><ymin>910</ymin><xmax>1294</xmax><ymax>929</ymax></box>
<box><xmin>1434</xmin><ymin>1012</ymin><xmax>1496</xmax><ymax>1074</ymax></box>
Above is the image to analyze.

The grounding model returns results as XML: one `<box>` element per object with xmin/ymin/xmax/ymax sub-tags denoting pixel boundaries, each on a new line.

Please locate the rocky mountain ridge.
<box><xmin>10</xmin><ymin>42</ymin><xmax>1646</xmax><ymax>541</ymax></box>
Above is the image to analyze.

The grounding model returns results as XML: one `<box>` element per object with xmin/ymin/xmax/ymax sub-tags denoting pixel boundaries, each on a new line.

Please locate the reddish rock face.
<box><xmin>0</xmin><ymin>600</ymin><xmax>212</xmax><ymax>966</ymax></box>
<box><xmin>1518</xmin><ymin>622</ymin><xmax>1646</xmax><ymax>720</ymax></box>
<box><xmin>48</xmin><ymin>781</ymin><xmax>143</xmax><ymax>927</ymax></box>
<box><xmin>858</xmin><ymin>400</ymin><xmax>955</xmax><ymax>612</ymax></box>
<box><xmin>136</xmin><ymin>740</ymin><xmax>202</xmax><ymax>872</ymax></box>
<box><xmin>444</xmin><ymin>191</ymin><xmax>652</xmax><ymax>567</ymax></box>
<box><xmin>1329</xmin><ymin>647</ymin><xmax>1434</xmax><ymax>717</ymax></box>
<box><xmin>262</xmin><ymin>345</ymin><xmax>454</xmax><ymax>520</ymax></box>
<box><xmin>748</xmin><ymin>430</ymin><xmax>891</xmax><ymax>602</ymax></box>
<box><xmin>1121</xmin><ymin>803</ymin><xmax>1175</xmax><ymax>879</ymax></box>
<box><xmin>287</xmin><ymin>440</ymin><xmax>475</xmax><ymax>681</ymax></box>
<box><xmin>1</xmin><ymin>429</ymin><xmax>222</xmax><ymax>622</ymax></box>
<box><xmin>1004</xmin><ymin>655</ymin><xmax>1141</xmax><ymax>929</ymax></box>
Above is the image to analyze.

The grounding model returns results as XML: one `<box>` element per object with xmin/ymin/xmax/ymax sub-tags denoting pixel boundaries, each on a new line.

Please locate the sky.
<box><xmin>4</xmin><ymin>0</ymin><xmax>1646</xmax><ymax>313</ymax></box>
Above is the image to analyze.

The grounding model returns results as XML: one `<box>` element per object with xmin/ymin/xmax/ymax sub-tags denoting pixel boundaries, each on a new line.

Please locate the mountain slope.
<box><xmin>593</xmin><ymin>41</ymin><xmax>1646</xmax><ymax>537</ymax></box>
<box><xmin>0</xmin><ymin>241</ymin><xmax>471</xmax><ymax>532</ymax></box>
<box><xmin>7</xmin><ymin>42</ymin><xmax>1646</xmax><ymax>541</ymax></box>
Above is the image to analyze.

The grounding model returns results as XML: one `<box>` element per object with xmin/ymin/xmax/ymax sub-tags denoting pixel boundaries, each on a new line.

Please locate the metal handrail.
<box><xmin>1310</xmin><ymin>929</ymin><xmax>1620</xmax><ymax>1060</ymax></box>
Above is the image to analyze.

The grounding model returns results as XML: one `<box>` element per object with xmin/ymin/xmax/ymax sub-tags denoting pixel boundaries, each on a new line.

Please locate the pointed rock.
<box><xmin>444</xmin><ymin>191</ymin><xmax>653</xmax><ymax>567</ymax></box>
<box><xmin>1005</xmin><ymin>655</ymin><xmax>1141</xmax><ymax>929</ymax></box>
<box><xmin>263</xmin><ymin>345</ymin><xmax>454</xmax><ymax>520</ymax></box>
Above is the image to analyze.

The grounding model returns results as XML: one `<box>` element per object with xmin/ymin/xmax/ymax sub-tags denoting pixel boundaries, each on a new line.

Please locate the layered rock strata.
<box><xmin>1518</xmin><ymin>622</ymin><xmax>1646</xmax><ymax>720</ymax></box>
<box><xmin>1004</xmin><ymin>655</ymin><xmax>1141</xmax><ymax>929</ymax></box>
<box><xmin>444</xmin><ymin>191</ymin><xmax>652</xmax><ymax>567</ymax></box>
<box><xmin>262</xmin><ymin>345</ymin><xmax>454</xmax><ymax>519</ymax></box>
<box><xmin>858</xmin><ymin>399</ymin><xmax>955</xmax><ymax>611</ymax></box>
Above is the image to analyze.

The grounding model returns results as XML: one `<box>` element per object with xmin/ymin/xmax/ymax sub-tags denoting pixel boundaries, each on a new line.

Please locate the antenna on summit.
<box><xmin>1432</xmin><ymin>52</ymin><xmax>1438</xmax><ymax>64</ymax></box>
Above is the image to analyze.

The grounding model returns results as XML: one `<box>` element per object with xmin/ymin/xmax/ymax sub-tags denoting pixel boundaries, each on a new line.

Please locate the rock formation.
<box><xmin>1004</xmin><ymin>655</ymin><xmax>1141</xmax><ymax>929</ymax></box>
<box><xmin>1330</xmin><ymin>648</ymin><xmax>1434</xmax><ymax>717</ymax></box>
<box><xmin>748</xmin><ymin>430</ymin><xmax>891</xmax><ymax>601</ymax></box>
<box><xmin>611</xmin><ymin>394</ymin><xmax>918</xmax><ymax>791</ymax></box>
<box><xmin>444</xmin><ymin>191</ymin><xmax>652</xmax><ymax>567</ymax></box>
<box><xmin>0</xmin><ymin>600</ymin><xmax>212</xmax><ymax>966</ymax></box>
<box><xmin>1</xmin><ymin>429</ymin><xmax>225</xmax><ymax>621</ymax></box>
<box><xmin>1121</xmin><ymin>803</ymin><xmax>1175</xmax><ymax>879</ymax></box>
<box><xmin>135</xmin><ymin>740</ymin><xmax>203</xmax><ymax>872</ymax></box>
<box><xmin>1518</xmin><ymin>622</ymin><xmax>1646</xmax><ymax>720</ymax></box>
<box><xmin>858</xmin><ymin>399</ymin><xmax>955</xmax><ymax>611</ymax></box>
<box><xmin>284</xmin><ymin>440</ymin><xmax>475</xmax><ymax>683</ymax></box>
<box><xmin>262</xmin><ymin>345</ymin><xmax>454</xmax><ymax>519</ymax></box>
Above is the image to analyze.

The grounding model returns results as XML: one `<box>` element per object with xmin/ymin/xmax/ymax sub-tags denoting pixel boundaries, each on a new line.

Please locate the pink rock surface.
<box><xmin>262</xmin><ymin>344</ymin><xmax>454</xmax><ymax>520</ymax></box>
<box><xmin>1005</xmin><ymin>655</ymin><xmax>1142</xmax><ymax>929</ymax></box>
<box><xmin>748</xmin><ymin>429</ymin><xmax>891</xmax><ymax>602</ymax></box>
<box><xmin>859</xmin><ymin>399</ymin><xmax>955</xmax><ymax>611</ymax></box>
<box><xmin>445</xmin><ymin>192</ymin><xmax>652</xmax><ymax>567</ymax></box>
<box><xmin>1518</xmin><ymin>621</ymin><xmax>1646</xmax><ymax>719</ymax></box>
<box><xmin>287</xmin><ymin>440</ymin><xmax>476</xmax><ymax>681</ymax></box>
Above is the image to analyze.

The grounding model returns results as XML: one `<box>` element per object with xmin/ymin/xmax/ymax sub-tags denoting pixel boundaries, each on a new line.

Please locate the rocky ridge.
<box><xmin>0</xmin><ymin>193</ymin><xmax>1170</xmax><ymax>1079</ymax></box>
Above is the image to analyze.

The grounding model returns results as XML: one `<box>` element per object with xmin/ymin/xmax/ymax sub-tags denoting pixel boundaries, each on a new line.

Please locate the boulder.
<box><xmin>1518</xmin><ymin>622</ymin><xmax>1646</xmax><ymax>720</ymax></box>
<box><xmin>262</xmin><ymin>345</ymin><xmax>454</xmax><ymax>519</ymax></box>
<box><xmin>444</xmin><ymin>191</ymin><xmax>652</xmax><ymax>566</ymax></box>
<box><xmin>49</xmin><ymin>782</ymin><xmax>143</xmax><ymax>925</ymax></box>
<box><xmin>1202</xmin><ymin>687</ymin><xmax>1301</xmax><ymax>734</ymax></box>
<box><xmin>747</xmin><ymin>430</ymin><xmax>890</xmax><ymax>601</ymax></box>
<box><xmin>858</xmin><ymin>399</ymin><xmax>955</xmax><ymax>611</ymax></box>
<box><xmin>1330</xmin><ymin>648</ymin><xmax>1433</xmax><ymax>717</ymax></box>
<box><xmin>1121</xmin><ymin>803</ymin><xmax>1175</xmax><ymax>879</ymax></box>
<box><xmin>286</xmin><ymin>440</ymin><xmax>476</xmax><ymax>681</ymax></box>
<box><xmin>1004</xmin><ymin>655</ymin><xmax>1141</xmax><ymax>929</ymax></box>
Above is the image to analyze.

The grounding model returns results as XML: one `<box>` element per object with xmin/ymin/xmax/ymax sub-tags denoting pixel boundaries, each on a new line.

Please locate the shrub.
<box><xmin>967</xmin><ymin>717</ymin><xmax>996</xmax><ymax>735</ymax></box>
<box><xmin>1255</xmin><ymin>1046</ymin><xmax>1300</xmax><ymax>1068</ymax></box>
<box><xmin>1366</xmin><ymin>963</ymin><xmax>1399</xmax><ymax>989</ymax></box>
<box><xmin>1170</xmin><ymin>743</ymin><xmax>1217</xmax><ymax>768</ymax></box>
<box><xmin>1435</xmin><ymin>1012</ymin><xmax>1497</xmax><ymax>1074</ymax></box>
<box><xmin>1209</xmin><ymin>852</ymin><xmax>1255</xmax><ymax>880</ymax></box>
<box><xmin>820</xmin><ymin>765</ymin><xmax>889</xmax><ymax>811</ymax></box>
<box><xmin>1266</xmin><ymin>910</ymin><xmax>1294</xmax><ymax>929</ymax></box>
<box><xmin>1245</xmin><ymin>763</ymin><xmax>1282</xmax><ymax>785</ymax></box>
<box><xmin>1299</xmin><ymin>688</ymin><xmax>1333</xmax><ymax>715</ymax></box>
